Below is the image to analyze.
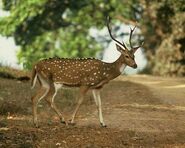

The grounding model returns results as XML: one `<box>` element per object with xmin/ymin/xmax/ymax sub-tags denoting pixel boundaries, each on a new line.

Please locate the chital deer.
<box><xmin>31</xmin><ymin>17</ymin><xmax>142</xmax><ymax>127</ymax></box>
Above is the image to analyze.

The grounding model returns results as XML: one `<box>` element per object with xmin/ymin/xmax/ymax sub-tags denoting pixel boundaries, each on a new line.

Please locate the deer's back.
<box><xmin>35</xmin><ymin>58</ymin><xmax>110</xmax><ymax>87</ymax></box>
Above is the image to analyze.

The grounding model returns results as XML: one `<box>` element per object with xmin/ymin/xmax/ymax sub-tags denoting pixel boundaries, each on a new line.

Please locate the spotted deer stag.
<box><xmin>31</xmin><ymin>17</ymin><xmax>142</xmax><ymax>127</ymax></box>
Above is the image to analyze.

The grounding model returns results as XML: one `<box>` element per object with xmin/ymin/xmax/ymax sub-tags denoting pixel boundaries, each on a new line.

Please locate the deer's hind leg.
<box><xmin>31</xmin><ymin>74</ymin><xmax>50</xmax><ymax>127</ymax></box>
<box><xmin>31</xmin><ymin>86</ymin><xmax>49</xmax><ymax>128</ymax></box>
<box><xmin>44</xmin><ymin>83</ymin><xmax>66</xmax><ymax>125</ymax></box>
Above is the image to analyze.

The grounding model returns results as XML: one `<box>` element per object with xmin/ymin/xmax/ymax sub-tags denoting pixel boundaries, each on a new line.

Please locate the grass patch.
<box><xmin>0</xmin><ymin>100</ymin><xmax>25</xmax><ymax>115</ymax></box>
<box><xmin>0</xmin><ymin>66</ymin><xmax>30</xmax><ymax>81</ymax></box>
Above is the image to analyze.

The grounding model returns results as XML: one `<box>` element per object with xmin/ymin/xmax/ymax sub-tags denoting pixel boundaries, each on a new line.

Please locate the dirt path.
<box><xmin>121</xmin><ymin>75</ymin><xmax>185</xmax><ymax>105</ymax></box>
<box><xmin>0</xmin><ymin>75</ymin><xmax>185</xmax><ymax>147</ymax></box>
<box><xmin>81</xmin><ymin>75</ymin><xmax>185</xmax><ymax>132</ymax></box>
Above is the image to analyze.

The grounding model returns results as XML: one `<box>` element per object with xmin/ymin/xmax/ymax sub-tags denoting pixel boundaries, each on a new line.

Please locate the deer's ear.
<box><xmin>116</xmin><ymin>44</ymin><xmax>125</xmax><ymax>53</ymax></box>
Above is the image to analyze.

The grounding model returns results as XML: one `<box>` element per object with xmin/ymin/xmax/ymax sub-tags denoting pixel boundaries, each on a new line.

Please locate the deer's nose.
<box><xmin>133</xmin><ymin>64</ymin><xmax>137</xmax><ymax>69</ymax></box>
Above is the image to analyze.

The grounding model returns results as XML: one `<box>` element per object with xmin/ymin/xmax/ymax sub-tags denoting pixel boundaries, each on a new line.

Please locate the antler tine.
<box><xmin>133</xmin><ymin>41</ymin><xmax>144</xmax><ymax>50</ymax></box>
<box><xmin>129</xmin><ymin>26</ymin><xmax>136</xmax><ymax>49</ymax></box>
<box><xmin>106</xmin><ymin>16</ymin><xmax>127</xmax><ymax>50</ymax></box>
<box><xmin>129</xmin><ymin>26</ymin><xmax>144</xmax><ymax>52</ymax></box>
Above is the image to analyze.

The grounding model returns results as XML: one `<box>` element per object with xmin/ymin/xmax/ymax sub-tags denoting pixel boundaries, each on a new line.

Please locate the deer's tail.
<box><xmin>31</xmin><ymin>66</ymin><xmax>37</xmax><ymax>89</ymax></box>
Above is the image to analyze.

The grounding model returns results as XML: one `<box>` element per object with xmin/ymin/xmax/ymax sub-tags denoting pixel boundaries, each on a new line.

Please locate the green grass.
<box><xmin>0</xmin><ymin>66</ymin><xmax>30</xmax><ymax>80</ymax></box>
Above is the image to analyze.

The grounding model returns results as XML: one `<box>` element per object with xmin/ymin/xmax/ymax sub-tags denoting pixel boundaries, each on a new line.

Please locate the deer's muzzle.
<box><xmin>133</xmin><ymin>64</ymin><xmax>137</xmax><ymax>69</ymax></box>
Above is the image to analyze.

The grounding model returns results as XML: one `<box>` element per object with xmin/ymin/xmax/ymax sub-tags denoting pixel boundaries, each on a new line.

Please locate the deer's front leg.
<box><xmin>70</xmin><ymin>86</ymin><xmax>89</xmax><ymax>125</ymax></box>
<box><xmin>92</xmin><ymin>89</ymin><xmax>106</xmax><ymax>127</ymax></box>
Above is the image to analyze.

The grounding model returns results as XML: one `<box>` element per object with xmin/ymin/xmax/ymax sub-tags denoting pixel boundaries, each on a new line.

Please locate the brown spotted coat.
<box><xmin>34</xmin><ymin>57</ymin><xmax>123</xmax><ymax>89</ymax></box>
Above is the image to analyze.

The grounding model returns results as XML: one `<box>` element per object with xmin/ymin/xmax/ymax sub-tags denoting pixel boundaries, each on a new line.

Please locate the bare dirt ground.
<box><xmin>0</xmin><ymin>75</ymin><xmax>185</xmax><ymax>147</ymax></box>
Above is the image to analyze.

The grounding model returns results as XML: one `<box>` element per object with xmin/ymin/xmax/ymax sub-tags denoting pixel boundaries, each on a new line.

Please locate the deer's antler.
<box><xmin>106</xmin><ymin>16</ymin><xmax>128</xmax><ymax>50</ymax></box>
<box><xmin>129</xmin><ymin>26</ymin><xmax>143</xmax><ymax>53</ymax></box>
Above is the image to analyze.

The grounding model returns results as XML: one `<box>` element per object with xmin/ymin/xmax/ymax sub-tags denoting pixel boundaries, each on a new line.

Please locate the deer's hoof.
<box><xmin>61</xmin><ymin>120</ymin><xmax>68</xmax><ymax>126</ymax></box>
<box><xmin>68</xmin><ymin>119</ymin><xmax>76</xmax><ymax>126</ymax></box>
<box><xmin>34</xmin><ymin>123</ymin><xmax>40</xmax><ymax>128</ymax></box>
<box><xmin>100</xmin><ymin>123</ymin><xmax>107</xmax><ymax>128</ymax></box>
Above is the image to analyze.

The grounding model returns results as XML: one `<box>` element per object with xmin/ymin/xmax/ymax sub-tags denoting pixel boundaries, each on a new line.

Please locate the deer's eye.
<box><xmin>125</xmin><ymin>55</ymin><xmax>129</xmax><ymax>58</ymax></box>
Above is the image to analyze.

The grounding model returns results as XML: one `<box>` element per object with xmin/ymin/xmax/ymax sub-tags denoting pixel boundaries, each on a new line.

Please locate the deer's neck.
<box><xmin>114</xmin><ymin>55</ymin><xmax>126</xmax><ymax>73</ymax></box>
<box><xmin>104</xmin><ymin>55</ymin><xmax>126</xmax><ymax>80</ymax></box>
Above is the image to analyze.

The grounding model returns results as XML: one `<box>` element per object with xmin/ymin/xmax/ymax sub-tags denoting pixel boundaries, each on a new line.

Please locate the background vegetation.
<box><xmin>0</xmin><ymin>0</ymin><xmax>184</xmax><ymax>76</ymax></box>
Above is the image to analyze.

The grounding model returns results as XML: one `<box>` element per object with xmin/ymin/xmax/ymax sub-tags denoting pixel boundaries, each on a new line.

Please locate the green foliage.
<box><xmin>140</xmin><ymin>0</ymin><xmax>185</xmax><ymax>76</ymax></box>
<box><xmin>4</xmin><ymin>0</ymin><xmax>184</xmax><ymax>76</ymax></box>
<box><xmin>0</xmin><ymin>0</ymin><xmax>139</xmax><ymax>69</ymax></box>
<box><xmin>0</xmin><ymin>0</ymin><xmax>46</xmax><ymax>36</ymax></box>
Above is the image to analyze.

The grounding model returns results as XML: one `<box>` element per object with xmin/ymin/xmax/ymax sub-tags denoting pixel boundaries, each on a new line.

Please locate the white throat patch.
<box><xmin>119</xmin><ymin>64</ymin><xmax>126</xmax><ymax>73</ymax></box>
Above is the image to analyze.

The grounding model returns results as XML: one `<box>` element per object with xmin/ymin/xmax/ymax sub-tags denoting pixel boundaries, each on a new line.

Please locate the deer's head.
<box><xmin>107</xmin><ymin>17</ymin><xmax>143</xmax><ymax>69</ymax></box>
